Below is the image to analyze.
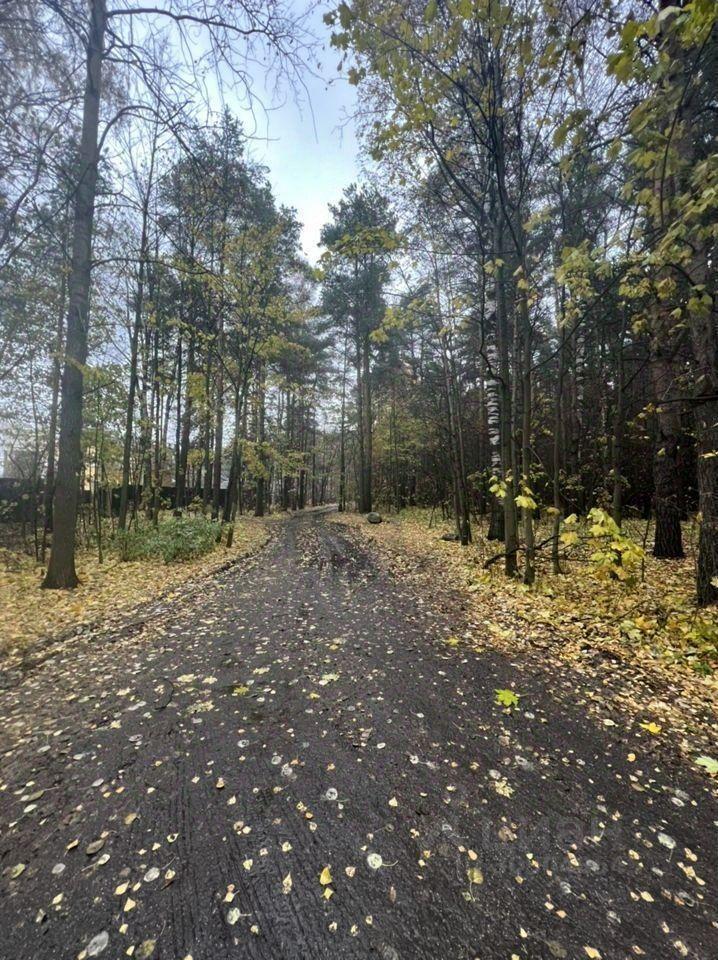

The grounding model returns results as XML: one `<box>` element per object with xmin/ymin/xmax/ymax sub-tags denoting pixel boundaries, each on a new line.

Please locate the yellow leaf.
<box><xmin>467</xmin><ymin>866</ymin><xmax>484</xmax><ymax>885</ymax></box>
<box><xmin>639</xmin><ymin>721</ymin><xmax>662</xmax><ymax>735</ymax></box>
<box><xmin>319</xmin><ymin>866</ymin><xmax>332</xmax><ymax>885</ymax></box>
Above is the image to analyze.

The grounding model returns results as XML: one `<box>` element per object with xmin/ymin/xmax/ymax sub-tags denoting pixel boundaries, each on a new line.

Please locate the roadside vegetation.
<box><xmin>334</xmin><ymin>508</ymin><xmax>717</xmax><ymax>765</ymax></box>
<box><xmin>344</xmin><ymin>508</ymin><xmax>718</xmax><ymax>676</ymax></box>
<box><xmin>0</xmin><ymin>512</ymin><xmax>274</xmax><ymax>661</ymax></box>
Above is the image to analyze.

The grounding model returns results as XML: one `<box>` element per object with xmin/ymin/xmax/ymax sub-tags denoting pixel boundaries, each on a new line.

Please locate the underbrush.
<box><xmin>116</xmin><ymin>516</ymin><xmax>220</xmax><ymax>564</ymax></box>
<box><xmin>0</xmin><ymin>512</ymin><xmax>274</xmax><ymax>659</ymax></box>
<box><xmin>360</xmin><ymin>507</ymin><xmax>717</xmax><ymax>676</ymax></box>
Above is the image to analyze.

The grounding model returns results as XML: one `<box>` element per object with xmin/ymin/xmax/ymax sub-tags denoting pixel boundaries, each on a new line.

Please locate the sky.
<box><xmin>225</xmin><ymin>4</ymin><xmax>363</xmax><ymax>262</ymax></box>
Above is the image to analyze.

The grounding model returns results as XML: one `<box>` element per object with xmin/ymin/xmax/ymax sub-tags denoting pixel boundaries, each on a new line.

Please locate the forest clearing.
<box><xmin>1</xmin><ymin>0</ymin><xmax>717</xmax><ymax>959</ymax></box>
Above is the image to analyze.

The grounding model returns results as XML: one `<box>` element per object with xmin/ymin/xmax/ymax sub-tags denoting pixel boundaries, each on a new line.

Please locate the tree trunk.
<box><xmin>686</xmin><ymin>285</ymin><xmax>718</xmax><ymax>604</ymax></box>
<box><xmin>494</xmin><ymin>209</ymin><xmax>518</xmax><ymax>576</ymax></box>
<box><xmin>43</xmin><ymin>0</ymin><xmax>106</xmax><ymax>589</ymax></box>
<box><xmin>118</xmin><ymin>217</ymin><xmax>149</xmax><ymax>530</ymax></box>
<box><xmin>254</xmin><ymin>363</ymin><xmax>266</xmax><ymax>517</ymax></box>
<box><xmin>211</xmin><ymin>350</ymin><xmax>224</xmax><ymax>519</ymax></box>
<box><xmin>611</xmin><ymin>311</ymin><xmax>627</xmax><ymax>527</ymax></box>
<box><xmin>202</xmin><ymin>356</ymin><xmax>212</xmax><ymax>513</ymax></box>
<box><xmin>338</xmin><ymin>330</ymin><xmax>347</xmax><ymax>511</ymax></box>
<box><xmin>360</xmin><ymin>336</ymin><xmax>373</xmax><ymax>512</ymax></box>
<box><xmin>518</xmin><ymin>282</ymin><xmax>535</xmax><ymax>585</ymax></box>
<box><xmin>42</xmin><ymin>231</ymin><xmax>68</xmax><ymax>560</ymax></box>
<box><xmin>552</xmin><ymin>321</ymin><xmax>567</xmax><ymax>574</ymax></box>
<box><xmin>175</xmin><ymin>329</ymin><xmax>195</xmax><ymax>512</ymax></box>
<box><xmin>649</xmin><ymin>326</ymin><xmax>684</xmax><ymax>558</ymax></box>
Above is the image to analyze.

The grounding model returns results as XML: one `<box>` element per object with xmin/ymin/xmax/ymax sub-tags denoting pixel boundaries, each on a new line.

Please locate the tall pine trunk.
<box><xmin>175</xmin><ymin>329</ymin><xmax>195</xmax><ymax>512</ymax></box>
<box><xmin>686</xmin><ymin>248</ymin><xmax>718</xmax><ymax>604</ymax></box>
<box><xmin>42</xmin><ymin>227</ymin><xmax>68</xmax><ymax>560</ymax></box>
<box><xmin>493</xmin><ymin>207</ymin><xmax>518</xmax><ymax>576</ymax></box>
<box><xmin>649</xmin><ymin>323</ymin><xmax>684</xmax><ymax>557</ymax></box>
<box><xmin>360</xmin><ymin>337</ymin><xmax>373</xmax><ymax>512</ymax></box>
<box><xmin>254</xmin><ymin>362</ymin><xmax>266</xmax><ymax>517</ymax></box>
<box><xmin>43</xmin><ymin>0</ymin><xmax>106</xmax><ymax>589</ymax></box>
<box><xmin>118</xmin><ymin>215</ymin><xmax>149</xmax><ymax>530</ymax></box>
<box><xmin>517</xmin><ymin>257</ymin><xmax>535</xmax><ymax>586</ymax></box>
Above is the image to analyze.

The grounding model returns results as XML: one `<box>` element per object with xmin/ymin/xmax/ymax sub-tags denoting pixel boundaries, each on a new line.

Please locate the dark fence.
<box><xmin>0</xmin><ymin>480</ymin><xmax>230</xmax><ymax>523</ymax></box>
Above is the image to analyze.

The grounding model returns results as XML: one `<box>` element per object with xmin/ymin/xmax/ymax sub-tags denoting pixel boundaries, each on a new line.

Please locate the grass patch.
<box><xmin>116</xmin><ymin>516</ymin><xmax>220</xmax><ymax>563</ymax></box>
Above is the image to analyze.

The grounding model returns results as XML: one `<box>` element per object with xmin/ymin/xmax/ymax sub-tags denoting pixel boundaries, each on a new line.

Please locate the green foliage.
<box><xmin>489</xmin><ymin>475</ymin><xmax>508</xmax><ymax>500</ymax></box>
<box><xmin>695</xmin><ymin>756</ymin><xmax>718</xmax><ymax>775</ymax></box>
<box><xmin>116</xmin><ymin>517</ymin><xmax>220</xmax><ymax>564</ymax></box>
<box><xmin>515</xmin><ymin>480</ymin><xmax>537</xmax><ymax>512</ymax></box>
<box><xmin>673</xmin><ymin>613</ymin><xmax>718</xmax><ymax>675</ymax></box>
<box><xmin>494</xmin><ymin>688</ymin><xmax>520</xmax><ymax>709</ymax></box>
<box><xmin>558</xmin><ymin>510</ymin><xmax>645</xmax><ymax>583</ymax></box>
<box><xmin>586</xmin><ymin>508</ymin><xmax>644</xmax><ymax>582</ymax></box>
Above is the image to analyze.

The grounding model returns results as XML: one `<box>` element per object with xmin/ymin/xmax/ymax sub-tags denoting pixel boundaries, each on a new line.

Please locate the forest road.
<box><xmin>1</xmin><ymin>508</ymin><xmax>716</xmax><ymax>960</ymax></box>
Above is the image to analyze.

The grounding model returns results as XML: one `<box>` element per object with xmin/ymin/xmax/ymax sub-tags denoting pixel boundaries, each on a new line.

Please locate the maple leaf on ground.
<box><xmin>495</xmin><ymin>688</ymin><xmax>520</xmax><ymax>709</ymax></box>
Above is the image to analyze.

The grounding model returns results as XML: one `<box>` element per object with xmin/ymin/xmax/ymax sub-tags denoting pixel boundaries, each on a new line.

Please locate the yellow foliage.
<box><xmin>333</xmin><ymin>509</ymin><xmax>717</xmax><ymax>759</ymax></box>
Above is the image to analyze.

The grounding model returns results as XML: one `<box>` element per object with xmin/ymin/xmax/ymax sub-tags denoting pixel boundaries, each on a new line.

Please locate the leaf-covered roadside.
<box><xmin>0</xmin><ymin>516</ymin><xmax>277</xmax><ymax>663</ymax></box>
<box><xmin>333</xmin><ymin>511</ymin><xmax>717</xmax><ymax>763</ymax></box>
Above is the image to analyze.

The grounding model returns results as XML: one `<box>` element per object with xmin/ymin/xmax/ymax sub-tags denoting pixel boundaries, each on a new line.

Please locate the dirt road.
<box><xmin>1</xmin><ymin>509</ymin><xmax>716</xmax><ymax>959</ymax></box>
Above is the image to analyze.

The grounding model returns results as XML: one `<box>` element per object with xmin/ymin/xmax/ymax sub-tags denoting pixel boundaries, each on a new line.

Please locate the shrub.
<box><xmin>116</xmin><ymin>516</ymin><xmax>220</xmax><ymax>564</ymax></box>
<box><xmin>561</xmin><ymin>508</ymin><xmax>644</xmax><ymax>583</ymax></box>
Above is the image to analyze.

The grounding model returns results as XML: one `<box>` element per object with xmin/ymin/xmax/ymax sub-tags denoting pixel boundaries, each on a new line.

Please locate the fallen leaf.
<box><xmin>695</xmin><ymin>755</ymin><xmax>718</xmax><ymax>775</ymax></box>
<box><xmin>495</xmin><ymin>688</ymin><xmax>520</xmax><ymax>709</ymax></box>
<box><xmin>467</xmin><ymin>866</ymin><xmax>484</xmax><ymax>885</ymax></box>
<box><xmin>639</xmin><ymin>721</ymin><xmax>662</xmax><ymax>735</ymax></box>
<box><xmin>85</xmin><ymin>931</ymin><xmax>110</xmax><ymax>957</ymax></box>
